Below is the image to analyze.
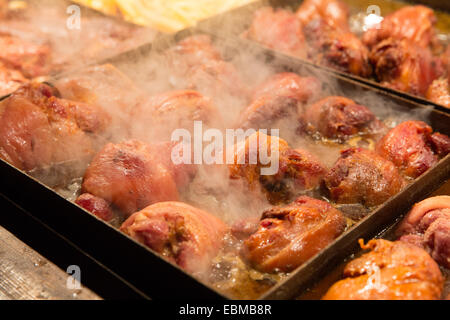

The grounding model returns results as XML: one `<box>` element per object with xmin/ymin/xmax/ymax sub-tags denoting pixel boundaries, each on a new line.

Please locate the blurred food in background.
<box><xmin>73</xmin><ymin>0</ymin><xmax>257</xmax><ymax>32</ymax></box>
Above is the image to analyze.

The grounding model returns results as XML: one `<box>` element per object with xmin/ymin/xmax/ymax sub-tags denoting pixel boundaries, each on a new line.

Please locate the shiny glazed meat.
<box><xmin>229</xmin><ymin>132</ymin><xmax>327</xmax><ymax>204</ymax></box>
<box><xmin>362</xmin><ymin>5</ymin><xmax>438</xmax><ymax>50</ymax></box>
<box><xmin>81</xmin><ymin>140</ymin><xmax>196</xmax><ymax>217</ymax></box>
<box><xmin>296</xmin><ymin>0</ymin><xmax>349</xmax><ymax>31</ymax></box>
<box><xmin>303</xmin><ymin>19</ymin><xmax>372</xmax><ymax>77</ymax></box>
<box><xmin>120</xmin><ymin>201</ymin><xmax>227</xmax><ymax>274</ymax></box>
<box><xmin>323</xmin><ymin>148</ymin><xmax>405</xmax><ymax>207</ymax></box>
<box><xmin>376</xmin><ymin>121</ymin><xmax>450</xmax><ymax>178</ymax></box>
<box><xmin>239</xmin><ymin>73</ymin><xmax>321</xmax><ymax>130</ymax></box>
<box><xmin>369</xmin><ymin>39</ymin><xmax>441</xmax><ymax>96</ymax></box>
<box><xmin>245</xmin><ymin>7</ymin><xmax>307</xmax><ymax>59</ymax></box>
<box><xmin>0</xmin><ymin>33</ymin><xmax>51</xmax><ymax>78</ymax></box>
<box><xmin>241</xmin><ymin>196</ymin><xmax>346</xmax><ymax>273</ymax></box>
<box><xmin>322</xmin><ymin>239</ymin><xmax>444</xmax><ymax>300</ymax></box>
<box><xmin>167</xmin><ymin>35</ymin><xmax>246</xmax><ymax>98</ymax></box>
<box><xmin>0</xmin><ymin>83</ymin><xmax>109</xmax><ymax>171</ymax></box>
<box><xmin>397</xmin><ymin>196</ymin><xmax>450</xmax><ymax>268</ymax></box>
<box><xmin>299</xmin><ymin>96</ymin><xmax>383</xmax><ymax>141</ymax></box>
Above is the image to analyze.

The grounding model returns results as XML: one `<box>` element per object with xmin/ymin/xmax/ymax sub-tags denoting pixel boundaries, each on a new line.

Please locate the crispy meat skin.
<box><xmin>303</xmin><ymin>19</ymin><xmax>372</xmax><ymax>77</ymax></box>
<box><xmin>120</xmin><ymin>201</ymin><xmax>227</xmax><ymax>274</ymax></box>
<box><xmin>229</xmin><ymin>132</ymin><xmax>327</xmax><ymax>204</ymax></box>
<box><xmin>75</xmin><ymin>193</ymin><xmax>113</xmax><ymax>222</ymax></box>
<box><xmin>241</xmin><ymin>196</ymin><xmax>345</xmax><ymax>273</ymax></box>
<box><xmin>299</xmin><ymin>96</ymin><xmax>383</xmax><ymax>141</ymax></box>
<box><xmin>0</xmin><ymin>83</ymin><xmax>108</xmax><ymax>171</ymax></box>
<box><xmin>0</xmin><ymin>33</ymin><xmax>51</xmax><ymax>78</ymax></box>
<box><xmin>323</xmin><ymin>148</ymin><xmax>405</xmax><ymax>207</ymax></box>
<box><xmin>376</xmin><ymin>121</ymin><xmax>449</xmax><ymax>178</ymax></box>
<box><xmin>239</xmin><ymin>73</ymin><xmax>321</xmax><ymax>130</ymax></box>
<box><xmin>369</xmin><ymin>39</ymin><xmax>441</xmax><ymax>96</ymax></box>
<box><xmin>397</xmin><ymin>196</ymin><xmax>450</xmax><ymax>268</ymax></box>
<box><xmin>246</xmin><ymin>7</ymin><xmax>307</xmax><ymax>59</ymax></box>
<box><xmin>296</xmin><ymin>0</ymin><xmax>349</xmax><ymax>31</ymax></box>
<box><xmin>363</xmin><ymin>5</ymin><xmax>438</xmax><ymax>49</ymax></box>
<box><xmin>323</xmin><ymin>239</ymin><xmax>444</xmax><ymax>300</ymax></box>
<box><xmin>81</xmin><ymin>140</ymin><xmax>197</xmax><ymax>217</ymax></box>
<box><xmin>167</xmin><ymin>35</ymin><xmax>246</xmax><ymax>98</ymax></box>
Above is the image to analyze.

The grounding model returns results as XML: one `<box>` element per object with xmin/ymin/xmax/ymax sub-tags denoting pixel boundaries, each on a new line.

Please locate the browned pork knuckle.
<box><xmin>132</xmin><ymin>89</ymin><xmax>221</xmax><ymax>140</ymax></box>
<box><xmin>323</xmin><ymin>148</ymin><xmax>405</xmax><ymax>207</ymax></box>
<box><xmin>397</xmin><ymin>196</ymin><xmax>450</xmax><ymax>268</ymax></box>
<box><xmin>299</xmin><ymin>96</ymin><xmax>384</xmax><ymax>142</ymax></box>
<box><xmin>296</xmin><ymin>0</ymin><xmax>350</xmax><ymax>31</ymax></box>
<box><xmin>245</xmin><ymin>7</ymin><xmax>307</xmax><ymax>59</ymax></box>
<box><xmin>241</xmin><ymin>196</ymin><xmax>345</xmax><ymax>273</ymax></box>
<box><xmin>0</xmin><ymin>33</ymin><xmax>51</xmax><ymax>78</ymax></box>
<box><xmin>167</xmin><ymin>35</ymin><xmax>247</xmax><ymax>98</ymax></box>
<box><xmin>229</xmin><ymin>132</ymin><xmax>327</xmax><ymax>204</ymax></box>
<box><xmin>303</xmin><ymin>19</ymin><xmax>372</xmax><ymax>77</ymax></box>
<box><xmin>362</xmin><ymin>5</ymin><xmax>439</xmax><ymax>50</ymax></box>
<box><xmin>0</xmin><ymin>83</ymin><xmax>109</xmax><ymax>171</ymax></box>
<box><xmin>238</xmin><ymin>72</ymin><xmax>321</xmax><ymax>130</ymax></box>
<box><xmin>323</xmin><ymin>239</ymin><xmax>444</xmax><ymax>300</ymax></box>
<box><xmin>369</xmin><ymin>39</ymin><xmax>442</xmax><ymax>96</ymax></box>
<box><xmin>120</xmin><ymin>201</ymin><xmax>227</xmax><ymax>274</ymax></box>
<box><xmin>376</xmin><ymin>120</ymin><xmax>450</xmax><ymax>178</ymax></box>
<box><xmin>81</xmin><ymin>140</ymin><xmax>196</xmax><ymax>217</ymax></box>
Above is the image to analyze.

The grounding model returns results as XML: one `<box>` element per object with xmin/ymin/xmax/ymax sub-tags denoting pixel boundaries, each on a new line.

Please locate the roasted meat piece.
<box><xmin>397</xmin><ymin>196</ymin><xmax>450</xmax><ymax>268</ymax></box>
<box><xmin>376</xmin><ymin>121</ymin><xmax>450</xmax><ymax>178</ymax></box>
<box><xmin>0</xmin><ymin>33</ymin><xmax>51</xmax><ymax>78</ymax></box>
<box><xmin>427</xmin><ymin>77</ymin><xmax>450</xmax><ymax>109</ymax></box>
<box><xmin>296</xmin><ymin>0</ymin><xmax>349</xmax><ymax>31</ymax></box>
<box><xmin>167</xmin><ymin>35</ymin><xmax>247</xmax><ymax>98</ymax></box>
<box><xmin>120</xmin><ymin>201</ymin><xmax>227</xmax><ymax>274</ymax></box>
<box><xmin>0</xmin><ymin>83</ymin><xmax>109</xmax><ymax>171</ymax></box>
<box><xmin>427</xmin><ymin>46</ymin><xmax>450</xmax><ymax>106</ymax></box>
<box><xmin>0</xmin><ymin>61</ymin><xmax>28</xmax><ymax>96</ymax></box>
<box><xmin>81</xmin><ymin>140</ymin><xmax>196</xmax><ymax>217</ymax></box>
<box><xmin>323</xmin><ymin>148</ymin><xmax>405</xmax><ymax>207</ymax></box>
<box><xmin>55</xmin><ymin>64</ymin><xmax>142</xmax><ymax>113</ymax></box>
<box><xmin>229</xmin><ymin>132</ymin><xmax>327</xmax><ymax>204</ymax></box>
<box><xmin>241</xmin><ymin>196</ymin><xmax>345</xmax><ymax>273</ymax></box>
<box><xmin>239</xmin><ymin>72</ymin><xmax>321</xmax><ymax>130</ymax></box>
<box><xmin>303</xmin><ymin>19</ymin><xmax>372</xmax><ymax>77</ymax></box>
<box><xmin>299</xmin><ymin>96</ymin><xmax>384</xmax><ymax>142</ymax></box>
<box><xmin>369</xmin><ymin>39</ymin><xmax>441</xmax><ymax>96</ymax></box>
<box><xmin>323</xmin><ymin>239</ymin><xmax>444</xmax><ymax>300</ymax></box>
<box><xmin>245</xmin><ymin>7</ymin><xmax>307</xmax><ymax>59</ymax></box>
<box><xmin>132</xmin><ymin>90</ymin><xmax>221</xmax><ymax>140</ymax></box>
<box><xmin>362</xmin><ymin>5</ymin><xmax>439</xmax><ymax>50</ymax></box>
<box><xmin>75</xmin><ymin>193</ymin><xmax>114</xmax><ymax>222</ymax></box>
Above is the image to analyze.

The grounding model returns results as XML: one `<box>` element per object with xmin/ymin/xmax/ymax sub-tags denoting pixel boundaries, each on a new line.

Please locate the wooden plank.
<box><xmin>0</xmin><ymin>225</ymin><xmax>101</xmax><ymax>300</ymax></box>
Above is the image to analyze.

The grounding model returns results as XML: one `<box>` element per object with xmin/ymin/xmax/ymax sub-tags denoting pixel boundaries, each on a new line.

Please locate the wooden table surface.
<box><xmin>0</xmin><ymin>180</ymin><xmax>449</xmax><ymax>300</ymax></box>
<box><xmin>0</xmin><ymin>225</ymin><xmax>101</xmax><ymax>300</ymax></box>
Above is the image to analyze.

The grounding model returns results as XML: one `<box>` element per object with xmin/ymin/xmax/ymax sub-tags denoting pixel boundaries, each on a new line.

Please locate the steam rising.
<box><xmin>9</xmin><ymin>2</ymin><xmax>437</xmax><ymax>299</ymax></box>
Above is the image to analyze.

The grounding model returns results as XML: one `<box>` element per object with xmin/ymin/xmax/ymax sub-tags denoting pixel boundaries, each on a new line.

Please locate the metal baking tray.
<box><xmin>0</xmin><ymin>27</ymin><xmax>449</xmax><ymax>300</ymax></box>
<box><xmin>195</xmin><ymin>0</ymin><xmax>450</xmax><ymax>114</ymax></box>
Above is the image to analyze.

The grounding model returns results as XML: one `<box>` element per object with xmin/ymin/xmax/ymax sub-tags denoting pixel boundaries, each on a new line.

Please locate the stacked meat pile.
<box><xmin>245</xmin><ymin>0</ymin><xmax>450</xmax><ymax>109</ymax></box>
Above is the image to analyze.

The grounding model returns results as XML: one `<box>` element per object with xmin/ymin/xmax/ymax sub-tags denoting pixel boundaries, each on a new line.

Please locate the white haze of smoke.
<box><xmin>52</xmin><ymin>29</ymin><xmax>438</xmax><ymax>225</ymax></box>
